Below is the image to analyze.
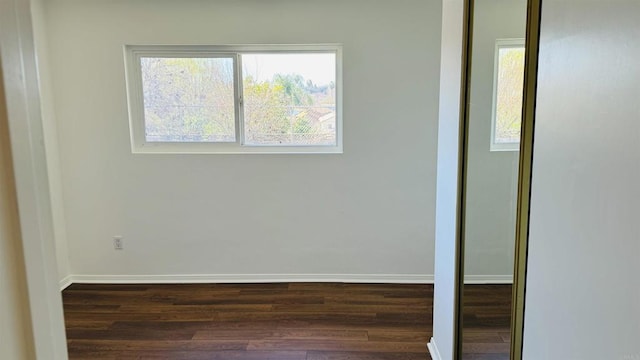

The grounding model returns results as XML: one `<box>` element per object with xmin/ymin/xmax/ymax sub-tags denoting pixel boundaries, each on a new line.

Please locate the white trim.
<box><xmin>0</xmin><ymin>0</ymin><xmax>68</xmax><ymax>358</ymax></box>
<box><xmin>490</xmin><ymin>38</ymin><xmax>525</xmax><ymax>152</ymax></box>
<box><xmin>123</xmin><ymin>44</ymin><xmax>343</xmax><ymax>155</ymax></box>
<box><xmin>427</xmin><ymin>337</ymin><xmax>443</xmax><ymax>360</ymax></box>
<box><xmin>464</xmin><ymin>275</ymin><xmax>513</xmax><ymax>284</ymax></box>
<box><xmin>59</xmin><ymin>274</ymin><xmax>512</xmax><ymax>287</ymax></box>
<box><xmin>59</xmin><ymin>276</ymin><xmax>73</xmax><ymax>290</ymax></box>
<box><xmin>64</xmin><ymin>274</ymin><xmax>434</xmax><ymax>285</ymax></box>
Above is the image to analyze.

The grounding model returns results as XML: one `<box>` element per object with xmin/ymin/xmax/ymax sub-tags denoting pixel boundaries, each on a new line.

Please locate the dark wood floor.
<box><xmin>62</xmin><ymin>283</ymin><xmax>510</xmax><ymax>360</ymax></box>
<box><xmin>462</xmin><ymin>285</ymin><xmax>512</xmax><ymax>360</ymax></box>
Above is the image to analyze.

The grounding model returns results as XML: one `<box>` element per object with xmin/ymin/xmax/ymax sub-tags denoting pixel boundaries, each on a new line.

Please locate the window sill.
<box><xmin>131</xmin><ymin>143</ymin><xmax>343</xmax><ymax>155</ymax></box>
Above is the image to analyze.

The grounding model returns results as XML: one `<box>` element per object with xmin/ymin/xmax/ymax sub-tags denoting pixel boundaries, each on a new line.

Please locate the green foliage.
<box><xmin>273</xmin><ymin>74</ymin><xmax>312</xmax><ymax>106</ymax></box>
<box><xmin>243</xmin><ymin>75</ymin><xmax>290</xmax><ymax>142</ymax></box>
<box><xmin>496</xmin><ymin>48</ymin><xmax>525</xmax><ymax>143</ymax></box>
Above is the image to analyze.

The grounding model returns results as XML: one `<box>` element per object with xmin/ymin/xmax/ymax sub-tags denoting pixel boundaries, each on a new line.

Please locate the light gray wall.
<box><xmin>464</xmin><ymin>0</ymin><xmax>526</xmax><ymax>280</ymax></box>
<box><xmin>43</xmin><ymin>0</ymin><xmax>443</xmax><ymax>279</ymax></box>
<box><xmin>523</xmin><ymin>1</ymin><xmax>640</xmax><ymax>359</ymax></box>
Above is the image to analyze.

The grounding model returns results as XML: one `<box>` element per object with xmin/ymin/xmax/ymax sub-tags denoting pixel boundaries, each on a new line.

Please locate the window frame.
<box><xmin>490</xmin><ymin>38</ymin><xmax>525</xmax><ymax>152</ymax></box>
<box><xmin>124</xmin><ymin>44</ymin><xmax>343</xmax><ymax>154</ymax></box>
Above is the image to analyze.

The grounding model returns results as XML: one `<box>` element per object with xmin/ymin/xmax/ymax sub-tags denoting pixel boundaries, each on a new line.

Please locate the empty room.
<box><xmin>23</xmin><ymin>0</ymin><xmax>447</xmax><ymax>358</ymax></box>
<box><xmin>1</xmin><ymin>0</ymin><xmax>639</xmax><ymax>360</ymax></box>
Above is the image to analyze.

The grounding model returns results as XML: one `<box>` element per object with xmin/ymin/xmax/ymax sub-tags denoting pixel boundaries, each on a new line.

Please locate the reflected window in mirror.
<box><xmin>491</xmin><ymin>39</ymin><xmax>525</xmax><ymax>152</ymax></box>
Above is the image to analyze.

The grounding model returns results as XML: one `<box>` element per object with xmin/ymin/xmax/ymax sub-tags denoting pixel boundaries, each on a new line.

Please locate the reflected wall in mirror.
<box><xmin>462</xmin><ymin>0</ymin><xmax>527</xmax><ymax>359</ymax></box>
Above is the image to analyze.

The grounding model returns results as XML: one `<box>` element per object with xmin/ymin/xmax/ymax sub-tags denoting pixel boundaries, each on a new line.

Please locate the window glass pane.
<box><xmin>140</xmin><ymin>57</ymin><xmax>236</xmax><ymax>142</ymax></box>
<box><xmin>241</xmin><ymin>53</ymin><xmax>337</xmax><ymax>146</ymax></box>
<box><xmin>495</xmin><ymin>46</ymin><xmax>525</xmax><ymax>144</ymax></box>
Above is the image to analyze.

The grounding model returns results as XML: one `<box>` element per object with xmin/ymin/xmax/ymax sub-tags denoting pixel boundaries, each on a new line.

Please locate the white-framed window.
<box><xmin>124</xmin><ymin>45</ymin><xmax>342</xmax><ymax>154</ymax></box>
<box><xmin>490</xmin><ymin>39</ymin><xmax>525</xmax><ymax>152</ymax></box>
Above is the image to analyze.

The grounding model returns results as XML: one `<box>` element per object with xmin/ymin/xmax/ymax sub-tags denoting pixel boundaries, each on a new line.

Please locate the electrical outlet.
<box><xmin>113</xmin><ymin>236</ymin><xmax>123</xmax><ymax>250</ymax></box>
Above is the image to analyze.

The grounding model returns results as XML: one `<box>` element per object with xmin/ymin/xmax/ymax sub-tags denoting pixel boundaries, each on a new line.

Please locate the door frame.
<box><xmin>509</xmin><ymin>1</ymin><xmax>542</xmax><ymax>358</ymax></box>
<box><xmin>0</xmin><ymin>0</ymin><xmax>69</xmax><ymax>358</ymax></box>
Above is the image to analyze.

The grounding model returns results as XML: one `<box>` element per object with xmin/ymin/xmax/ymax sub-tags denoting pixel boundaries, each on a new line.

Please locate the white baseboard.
<box><xmin>427</xmin><ymin>337</ymin><xmax>442</xmax><ymax>360</ymax></box>
<box><xmin>59</xmin><ymin>275</ymin><xmax>73</xmax><ymax>290</ymax></box>
<box><xmin>464</xmin><ymin>275</ymin><xmax>513</xmax><ymax>284</ymax></box>
<box><xmin>65</xmin><ymin>273</ymin><xmax>435</xmax><ymax>285</ymax></box>
<box><xmin>59</xmin><ymin>274</ymin><xmax>512</xmax><ymax>289</ymax></box>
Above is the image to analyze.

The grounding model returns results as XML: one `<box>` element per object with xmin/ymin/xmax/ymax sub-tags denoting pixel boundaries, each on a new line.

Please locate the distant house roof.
<box><xmin>297</xmin><ymin>107</ymin><xmax>335</xmax><ymax>124</ymax></box>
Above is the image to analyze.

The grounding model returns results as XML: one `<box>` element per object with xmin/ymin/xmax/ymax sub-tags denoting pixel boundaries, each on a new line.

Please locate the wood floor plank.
<box><xmin>462</xmin><ymin>343</ymin><xmax>511</xmax><ymax>354</ymax></box>
<box><xmin>64</xmin><ymin>319</ymin><xmax>114</xmax><ymax>330</ymax></box>
<box><xmin>117</xmin><ymin>304</ymin><xmax>274</xmax><ymax>313</ymax></box>
<box><xmin>366</xmin><ymin>329</ymin><xmax>431</xmax><ymax>342</ymax></box>
<box><xmin>216</xmin><ymin>311</ymin><xmax>379</xmax><ymax>322</ymax></box>
<box><xmin>306</xmin><ymin>351</ymin><xmax>431</xmax><ymax>360</ymax></box>
<box><xmin>78</xmin><ymin>350</ymin><xmax>309</xmax><ymax>360</ymax></box>
<box><xmin>67</xmin><ymin>339</ymin><xmax>248</xmax><ymax>352</ymax></box>
<box><xmin>246</xmin><ymin>339</ymin><xmax>428</xmax><ymax>353</ymax></box>
<box><xmin>66</xmin><ymin>328</ymin><xmax>198</xmax><ymax>341</ymax></box>
<box><xmin>193</xmin><ymin>329</ymin><xmax>368</xmax><ymax>341</ymax></box>
<box><xmin>272</xmin><ymin>304</ymin><xmax>431</xmax><ymax>313</ymax></box>
<box><xmin>324</xmin><ymin>295</ymin><xmax>429</xmax><ymax>306</ymax></box>
<box><xmin>462</xmin><ymin>332</ymin><xmax>505</xmax><ymax>344</ymax></box>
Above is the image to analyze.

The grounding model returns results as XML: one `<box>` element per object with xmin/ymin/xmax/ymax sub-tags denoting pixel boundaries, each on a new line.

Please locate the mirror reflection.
<box><xmin>462</xmin><ymin>0</ymin><xmax>527</xmax><ymax>359</ymax></box>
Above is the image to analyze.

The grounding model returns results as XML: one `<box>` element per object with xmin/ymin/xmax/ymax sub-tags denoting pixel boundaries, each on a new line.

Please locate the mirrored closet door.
<box><xmin>460</xmin><ymin>0</ymin><xmax>528</xmax><ymax>359</ymax></box>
